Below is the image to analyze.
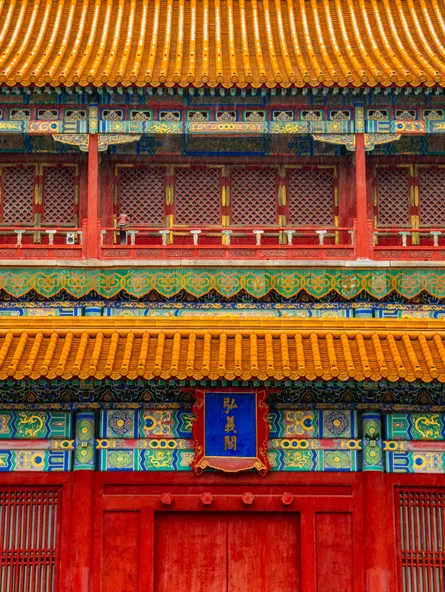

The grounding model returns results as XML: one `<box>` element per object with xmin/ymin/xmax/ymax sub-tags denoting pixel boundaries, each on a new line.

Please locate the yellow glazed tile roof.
<box><xmin>1</xmin><ymin>318</ymin><xmax>445</xmax><ymax>382</ymax></box>
<box><xmin>0</xmin><ymin>0</ymin><xmax>445</xmax><ymax>88</ymax></box>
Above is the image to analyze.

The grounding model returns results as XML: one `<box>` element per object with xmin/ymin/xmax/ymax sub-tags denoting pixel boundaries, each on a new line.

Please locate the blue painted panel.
<box><xmin>205</xmin><ymin>392</ymin><xmax>257</xmax><ymax>458</ymax></box>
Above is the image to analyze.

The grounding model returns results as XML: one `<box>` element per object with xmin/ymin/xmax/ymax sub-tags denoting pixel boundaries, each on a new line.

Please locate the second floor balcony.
<box><xmin>0</xmin><ymin>155</ymin><xmax>445</xmax><ymax>264</ymax></box>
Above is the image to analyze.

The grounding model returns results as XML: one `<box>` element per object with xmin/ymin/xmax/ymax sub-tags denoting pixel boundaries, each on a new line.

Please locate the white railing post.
<box><xmin>399</xmin><ymin>231</ymin><xmax>411</xmax><ymax>247</ymax></box>
<box><xmin>127</xmin><ymin>230</ymin><xmax>139</xmax><ymax>246</ymax></box>
<box><xmin>222</xmin><ymin>230</ymin><xmax>233</xmax><ymax>246</ymax></box>
<box><xmin>316</xmin><ymin>230</ymin><xmax>327</xmax><ymax>245</ymax></box>
<box><xmin>431</xmin><ymin>231</ymin><xmax>441</xmax><ymax>247</ymax></box>
<box><xmin>159</xmin><ymin>230</ymin><xmax>170</xmax><ymax>245</ymax></box>
<box><xmin>284</xmin><ymin>230</ymin><xmax>295</xmax><ymax>245</ymax></box>
<box><xmin>46</xmin><ymin>230</ymin><xmax>57</xmax><ymax>245</ymax></box>
<box><xmin>14</xmin><ymin>230</ymin><xmax>24</xmax><ymax>247</ymax></box>
<box><xmin>253</xmin><ymin>230</ymin><xmax>264</xmax><ymax>245</ymax></box>
<box><xmin>190</xmin><ymin>230</ymin><xmax>201</xmax><ymax>245</ymax></box>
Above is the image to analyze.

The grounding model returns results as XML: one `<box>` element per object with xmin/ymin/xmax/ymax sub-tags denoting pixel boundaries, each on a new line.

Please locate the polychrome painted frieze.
<box><xmin>2</xmin><ymin>268</ymin><xmax>445</xmax><ymax>300</ymax></box>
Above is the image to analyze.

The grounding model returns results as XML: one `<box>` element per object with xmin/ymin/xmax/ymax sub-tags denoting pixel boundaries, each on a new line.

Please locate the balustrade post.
<box><xmin>87</xmin><ymin>134</ymin><xmax>100</xmax><ymax>259</ymax></box>
<box><xmin>355</xmin><ymin>133</ymin><xmax>372</xmax><ymax>259</ymax></box>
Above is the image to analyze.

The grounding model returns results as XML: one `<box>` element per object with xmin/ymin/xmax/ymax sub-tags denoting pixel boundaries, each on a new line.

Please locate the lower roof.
<box><xmin>0</xmin><ymin>318</ymin><xmax>443</xmax><ymax>383</ymax></box>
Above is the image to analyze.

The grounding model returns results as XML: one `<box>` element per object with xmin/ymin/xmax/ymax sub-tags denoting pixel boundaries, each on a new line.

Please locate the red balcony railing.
<box><xmin>0</xmin><ymin>221</ymin><xmax>443</xmax><ymax>262</ymax></box>
<box><xmin>373</xmin><ymin>228</ymin><xmax>445</xmax><ymax>260</ymax></box>
<box><xmin>0</xmin><ymin>226</ymin><xmax>85</xmax><ymax>259</ymax></box>
<box><xmin>99</xmin><ymin>225</ymin><xmax>355</xmax><ymax>260</ymax></box>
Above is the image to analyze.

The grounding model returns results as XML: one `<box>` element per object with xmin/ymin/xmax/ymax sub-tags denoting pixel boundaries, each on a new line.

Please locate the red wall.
<box><xmin>1</xmin><ymin>472</ymin><xmax>442</xmax><ymax>592</ymax></box>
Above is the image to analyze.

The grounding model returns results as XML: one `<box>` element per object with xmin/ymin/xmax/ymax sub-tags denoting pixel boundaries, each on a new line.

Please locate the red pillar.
<box><xmin>355</xmin><ymin>133</ymin><xmax>371</xmax><ymax>259</ymax></box>
<box><xmin>63</xmin><ymin>471</ymin><xmax>94</xmax><ymax>592</ymax></box>
<box><xmin>87</xmin><ymin>134</ymin><xmax>99</xmax><ymax>259</ymax></box>
<box><xmin>363</xmin><ymin>472</ymin><xmax>390</xmax><ymax>592</ymax></box>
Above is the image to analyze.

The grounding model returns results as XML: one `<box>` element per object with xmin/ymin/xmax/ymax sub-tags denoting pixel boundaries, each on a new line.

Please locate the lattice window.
<box><xmin>2</xmin><ymin>167</ymin><xmax>34</xmax><ymax>224</ymax></box>
<box><xmin>175</xmin><ymin>167</ymin><xmax>221</xmax><ymax>225</ymax></box>
<box><xmin>43</xmin><ymin>167</ymin><xmax>76</xmax><ymax>225</ymax></box>
<box><xmin>0</xmin><ymin>487</ymin><xmax>60</xmax><ymax>592</ymax></box>
<box><xmin>231</xmin><ymin>167</ymin><xmax>277</xmax><ymax>225</ymax></box>
<box><xmin>396</xmin><ymin>488</ymin><xmax>445</xmax><ymax>591</ymax></box>
<box><xmin>288</xmin><ymin>168</ymin><xmax>335</xmax><ymax>225</ymax></box>
<box><xmin>419</xmin><ymin>167</ymin><xmax>445</xmax><ymax>226</ymax></box>
<box><xmin>376</xmin><ymin>167</ymin><xmax>411</xmax><ymax>226</ymax></box>
<box><xmin>119</xmin><ymin>167</ymin><xmax>165</xmax><ymax>225</ymax></box>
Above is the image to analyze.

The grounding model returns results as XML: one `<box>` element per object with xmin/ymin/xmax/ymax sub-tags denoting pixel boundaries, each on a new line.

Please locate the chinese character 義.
<box><xmin>225</xmin><ymin>415</ymin><xmax>237</xmax><ymax>434</ymax></box>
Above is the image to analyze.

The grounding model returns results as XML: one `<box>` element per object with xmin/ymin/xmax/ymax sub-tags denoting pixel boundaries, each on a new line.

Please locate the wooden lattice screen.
<box><xmin>118</xmin><ymin>166</ymin><xmax>165</xmax><ymax>225</ymax></box>
<box><xmin>375</xmin><ymin>166</ymin><xmax>411</xmax><ymax>226</ymax></box>
<box><xmin>396</xmin><ymin>488</ymin><xmax>445</xmax><ymax>592</ymax></box>
<box><xmin>43</xmin><ymin>166</ymin><xmax>76</xmax><ymax>225</ymax></box>
<box><xmin>0</xmin><ymin>165</ymin><xmax>78</xmax><ymax>227</ymax></box>
<box><xmin>174</xmin><ymin>167</ymin><xmax>221</xmax><ymax>225</ymax></box>
<box><xmin>115</xmin><ymin>164</ymin><xmax>340</xmax><ymax>228</ymax></box>
<box><xmin>419</xmin><ymin>166</ymin><xmax>445</xmax><ymax>226</ymax></box>
<box><xmin>231</xmin><ymin>167</ymin><xmax>277</xmax><ymax>225</ymax></box>
<box><xmin>0</xmin><ymin>487</ymin><xmax>61</xmax><ymax>592</ymax></box>
<box><xmin>1</xmin><ymin>166</ymin><xmax>34</xmax><ymax>224</ymax></box>
<box><xmin>287</xmin><ymin>167</ymin><xmax>335</xmax><ymax>225</ymax></box>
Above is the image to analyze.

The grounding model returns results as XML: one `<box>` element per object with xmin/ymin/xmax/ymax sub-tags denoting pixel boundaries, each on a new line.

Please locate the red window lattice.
<box><xmin>0</xmin><ymin>487</ymin><xmax>60</xmax><ymax>592</ymax></box>
<box><xmin>231</xmin><ymin>167</ymin><xmax>277</xmax><ymax>225</ymax></box>
<box><xmin>175</xmin><ymin>167</ymin><xmax>221</xmax><ymax>225</ymax></box>
<box><xmin>119</xmin><ymin>167</ymin><xmax>165</xmax><ymax>225</ymax></box>
<box><xmin>288</xmin><ymin>168</ymin><xmax>335</xmax><ymax>225</ymax></box>
<box><xmin>376</xmin><ymin>167</ymin><xmax>411</xmax><ymax>226</ymax></box>
<box><xmin>419</xmin><ymin>167</ymin><xmax>445</xmax><ymax>226</ymax></box>
<box><xmin>43</xmin><ymin>166</ymin><xmax>76</xmax><ymax>225</ymax></box>
<box><xmin>396</xmin><ymin>488</ymin><xmax>445</xmax><ymax>592</ymax></box>
<box><xmin>2</xmin><ymin>167</ymin><xmax>34</xmax><ymax>224</ymax></box>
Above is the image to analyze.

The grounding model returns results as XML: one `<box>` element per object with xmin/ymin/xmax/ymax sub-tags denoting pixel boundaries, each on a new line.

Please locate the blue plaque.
<box><xmin>193</xmin><ymin>390</ymin><xmax>269</xmax><ymax>474</ymax></box>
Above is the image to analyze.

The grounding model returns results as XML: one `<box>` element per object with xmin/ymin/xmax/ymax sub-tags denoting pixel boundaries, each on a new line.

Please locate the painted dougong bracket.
<box><xmin>313</xmin><ymin>133</ymin><xmax>401</xmax><ymax>151</ymax></box>
<box><xmin>52</xmin><ymin>133</ymin><xmax>141</xmax><ymax>152</ymax></box>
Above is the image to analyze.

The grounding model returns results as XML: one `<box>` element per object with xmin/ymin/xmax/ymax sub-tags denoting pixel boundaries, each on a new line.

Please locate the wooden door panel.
<box><xmin>102</xmin><ymin>512</ymin><xmax>140</xmax><ymax>592</ymax></box>
<box><xmin>228</xmin><ymin>513</ymin><xmax>300</xmax><ymax>592</ymax></box>
<box><xmin>154</xmin><ymin>513</ymin><xmax>228</xmax><ymax>592</ymax></box>
<box><xmin>315</xmin><ymin>513</ymin><xmax>353</xmax><ymax>592</ymax></box>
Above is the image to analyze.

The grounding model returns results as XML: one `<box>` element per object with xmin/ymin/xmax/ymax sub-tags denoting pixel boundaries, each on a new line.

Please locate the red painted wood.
<box><xmin>100</xmin><ymin>156</ymin><xmax>114</xmax><ymax>232</ymax></box>
<box><xmin>315</xmin><ymin>513</ymin><xmax>353</xmax><ymax>592</ymax></box>
<box><xmin>64</xmin><ymin>471</ymin><xmax>94</xmax><ymax>592</ymax></box>
<box><xmin>228</xmin><ymin>513</ymin><xmax>300</xmax><ymax>592</ymax></box>
<box><xmin>87</xmin><ymin>134</ymin><xmax>99</xmax><ymax>258</ymax></box>
<box><xmin>0</xmin><ymin>476</ymin><xmax>71</xmax><ymax>592</ymax></box>
<box><xmin>102</xmin><ymin>511</ymin><xmax>140</xmax><ymax>592</ymax></box>
<box><xmin>363</xmin><ymin>473</ymin><xmax>390</xmax><ymax>592</ymax></box>
<box><xmin>6</xmin><ymin>463</ymin><xmax>445</xmax><ymax>592</ymax></box>
<box><xmin>154</xmin><ymin>512</ymin><xmax>228</xmax><ymax>592</ymax></box>
<box><xmin>355</xmin><ymin>132</ymin><xmax>371</xmax><ymax>259</ymax></box>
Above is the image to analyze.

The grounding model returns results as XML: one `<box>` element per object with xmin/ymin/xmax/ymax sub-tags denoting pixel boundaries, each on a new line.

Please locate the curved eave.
<box><xmin>0</xmin><ymin>318</ymin><xmax>444</xmax><ymax>384</ymax></box>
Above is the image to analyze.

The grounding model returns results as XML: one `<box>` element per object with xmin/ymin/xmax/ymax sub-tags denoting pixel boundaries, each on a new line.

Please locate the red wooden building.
<box><xmin>1</xmin><ymin>1</ymin><xmax>445</xmax><ymax>591</ymax></box>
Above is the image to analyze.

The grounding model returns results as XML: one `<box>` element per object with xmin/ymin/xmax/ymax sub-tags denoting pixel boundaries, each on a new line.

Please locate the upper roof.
<box><xmin>0</xmin><ymin>0</ymin><xmax>444</xmax><ymax>89</ymax></box>
<box><xmin>0</xmin><ymin>317</ymin><xmax>444</xmax><ymax>383</ymax></box>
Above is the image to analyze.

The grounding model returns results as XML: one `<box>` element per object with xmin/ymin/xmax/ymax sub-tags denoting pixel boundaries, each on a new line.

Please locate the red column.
<box><xmin>87</xmin><ymin>134</ymin><xmax>99</xmax><ymax>259</ymax></box>
<box><xmin>363</xmin><ymin>472</ymin><xmax>390</xmax><ymax>592</ymax></box>
<box><xmin>63</xmin><ymin>472</ymin><xmax>94</xmax><ymax>592</ymax></box>
<box><xmin>355</xmin><ymin>133</ymin><xmax>371</xmax><ymax>259</ymax></box>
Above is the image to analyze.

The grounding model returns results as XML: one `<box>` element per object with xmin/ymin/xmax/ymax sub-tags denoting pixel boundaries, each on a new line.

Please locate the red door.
<box><xmin>96</xmin><ymin>476</ymin><xmax>361</xmax><ymax>592</ymax></box>
<box><xmin>154</xmin><ymin>513</ymin><xmax>300</xmax><ymax>592</ymax></box>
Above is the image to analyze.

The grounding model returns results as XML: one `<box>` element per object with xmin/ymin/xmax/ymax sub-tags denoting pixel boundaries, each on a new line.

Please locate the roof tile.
<box><xmin>0</xmin><ymin>319</ymin><xmax>442</xmax><ymax>382</ymax></box>
<box><xmin>0</xmin><ymin>0</ymin><xmax>444</xmax><ymax>88</ymax></box>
